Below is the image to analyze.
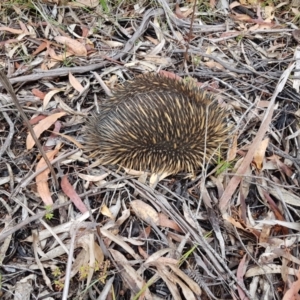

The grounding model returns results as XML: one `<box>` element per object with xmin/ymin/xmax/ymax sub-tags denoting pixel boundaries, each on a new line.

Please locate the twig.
<box><xmin>0</xmin><ymin>111</ymin><xmax>14</xmax><ymax>158</ymax></box>
<box><xmin>219</xmin><ymin>62</ymin><xmax>296</xmax><ymax>213</ymax></box>
<box><xmin>0</xmin><ymin>70</ymin><xmax>59</xmax><ymax>189</ymax></box>
<box><xmin>0</xmin><ymin>9</ymin><xmax>165</xmax><ymax>89</ymax></box>
<box><xmin>0</xmin><ymin>200</ymin><xmax>71</xmax><ymax>243</ymax></box>
<box><xmin>183</xmin><ymin>0</ymin><xmax>198</xmax><ymax>63</ymax></box>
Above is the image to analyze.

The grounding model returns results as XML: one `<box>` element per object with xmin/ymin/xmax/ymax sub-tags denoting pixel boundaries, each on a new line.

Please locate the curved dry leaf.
<box><xmin>36</xmin><ymin>149</ymin><xmax>59</xmax><ymax>205</ymax></box>
<box><xmin>157</xmin><ymin>265</ymin><xmax>182</xmax><ymax>300</ymax></box>
<box><xmin>228</xmin><ymin>133</ymin><xmax>238</xmax><ymax>161</ymax></box>
<box><xmin>282</xmin><ymin>269</ymin><xmax>300</xmax><ymax>300</ymax></box>
<box><xmin>174</xmin><ymin>278</ymin><xmax>196</xmax><ymax>300</ymax></box>
<box><xmin>43</xmin><ymin>88</ymin><xmax>64</xmax><ymax>109</ymax></box>
<box><xmin>169</xmin><ymin>264</ymin><xmax>201</xmax><ymax>295</ymax></box>
<box><xmin>32</xmin><ymin>88</ymin><xmax>46</xmax><ymax>100</ymax></box>
<box><xmin>103</xmin><ymin>40</ymin><xmax>124</xmax><ymax>48</ymax></box>
<box><xmin>69</xmin><ymin>72</ymin><xmax>84</xmax><ymax>92</ymax></box>
<box><xmin>54</xmin><ymin>36</ymin><xmax>87</xmax><ymax>56</ymax></box>
<box><xmin>269</xmin><ymin>187</ymin><xmax>300</xmax><ymax>207</ymax></box>
<box><xmin>245</xmin><ymin>264</ymin><xmax>297</xmax><ymax>277</ymax></box>
<box><xmin>61</xmin><ymin>175</ymin><xmax>88</xmax><ymax>213</ymax></box>
<box><xmin>26</xmin><ymin>112</ymin><xmax>66</xmax><ymax>150</ymax></box>
<box><xmin>101</xmin><ymin>204</ymin><xmax>115</xmax><ymax>220</ymax></box>
<box><xmin>205</xmin><ymin>60</ymin><xmax>225</xmax><ymax>70</ymax></box>
<box><xmin>77</xmin><ymin>173</ymin><xmax>109</xmax><ymax>182</ymax></box>
<box><xmin>130</xmin><ymin>200</ymin><xmax>159</xmax><ymax>225</ymax></box>
<box><xmin>158</xmin><ymin>213</ymin><xmax>183</xmax><ymax>232</ymax></box>
<box><xmin>109</xmin><ymin>249</ymin><xmax>153</xmax><ymax>298</ymax></box>
<box><xmin>0</xmin><ymin>26</ymin><xmax>23</xmax><ymax>34</ymax></box>
<box><xmin>253</xmin><ymin>138</ymin><xmax>269</xmax><ymax>171</ymax></box>
<box><xmin>101</xmin><ymin>228</ymin><xmax>141</xmax><ymax>260</ymax></box>
<box><xmin>48</xmin><ymin>47</ymin><xmax>73</xmax><ymax>61</ymax></box>
<box><xmin>115</xmin><ymin>209</ymin><xmax>130</xmax><ymax>227</ymax></box>
<box><xmin>175</xmin><ymin>3</ymin><xmax>185</xmax><ymax>19</ymax></box>
<box><xmin>144</xmin><ymin>248</ymin><xmax>172</xmax><ymax>266</ymax></box>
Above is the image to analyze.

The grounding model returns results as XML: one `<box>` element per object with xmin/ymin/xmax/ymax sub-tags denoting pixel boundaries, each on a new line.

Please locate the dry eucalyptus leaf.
<box><xmin>55</xmin><ymin>36</ymin><xmax>87</xmax><ymax>56</ymax></box>
<box><xmin>69</xmin><ymin>72</ymin><xmax>84</xmax><ymax>92</ymax></box>
<box><xmin>130</xmin><ymin>200</ymin><xmax>159</xmax><ymax>225</ymax></box>
<box><xmin>43</xmin><ymin>88</ymin><xmax>64</xmax><ymax>109</ymax></box>
<box><xmin>253</xmin><ymin>138</ymin><xmax>269</xmax><ymax>171</ymax></box>
<box><xmin>26</xmin><ymin>112</ymin><xmax>66</xmax><ymax>149</ymax></box>
<box><xmin>36</xmin><ymin>148</ymin><xmax>59</xmax><ymax>205</ymax></box>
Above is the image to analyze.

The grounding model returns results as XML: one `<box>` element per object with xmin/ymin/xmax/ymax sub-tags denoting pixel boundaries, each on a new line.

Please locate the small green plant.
<box><xmin>178</xmin><ymin>244</ymin><xmax>198</xmax><ymax>267</ymax></box>
<box><xmin>45</xmin><ymin>205</ymin><xmax>54</xmax><ymax>220</ymax></box>
<box><xmin>99</xmin><ymin>0</ymin><xmax>109</xmax><ymax>13</ymax></box>
<box><xmin>215</xmin><ymin>152</ymin><xmax>233</xmax><ymax>176</ymax></box>
<box><xmin>236</xmin><ymin>34</ymin><xmax>244</xmax><ymax>42</ymax></box>
<box><xmin>192</xmin><ymin>55</ymin><xmax>201</xmax><ymax>67</ymax></box>
<box><xmin>61</xmin><ymin>56</ymin><xmax>75</xmax><ymax>68</ymax></box>
<box><xmin>54</xmin><ymin>280</ymin><xmax>64</xmax><ymax>290</ymax></box>
<box><xmin>197</xmin><ymin>0</ymin><xmax>211</xmax><ymax>12</ymax></box>
<box><xmin>52</xmin><ymin>267</ymin><xmax>62</xmax><ymax>277</ymax></box>
<box><xmin>79</xmin><ymin>265</ymin><xmax>90</xmax><ymax>280</ymax></box>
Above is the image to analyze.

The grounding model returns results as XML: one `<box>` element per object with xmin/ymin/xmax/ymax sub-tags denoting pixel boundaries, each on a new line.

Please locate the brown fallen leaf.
<box><xmin>282</xmin><ymin>269</ymin><xmax>300</xmax><ymax>300</ymax></box>
<box><xmin>26</xmin><ymin>112</ymin><xmax>66</xmax><ymax>149</ymax></box>
<box><xmin>228</xmin><ymin>133</ymin><xmax>238</xmax><ymax>161</ymax></box>
<box><xmin>175</xmin><ymin>3</ymin><xmax>185</xmax><ymax>19</ymax></box>
<box><xmin>109</xmin><ymin>249</ymin><xmax>153</xmax><ymax>298</ymax></box>
<box><xmin>0</xmin><ymin>26</ymin><xmax>24</xmax><ymax>34</ymax></box>
<box><xmin>205</xmin><ymin>60</ymin><xmax>225</xmax><ymax>70</ymax></box>
<box><xmin>101</xmin><ymin>204</ymin><xmax>115</xmax><ymax>220</ymax></box>
<box><xmin>236</xmin><ymin>254</ymin><xmax>249</xmax><ymax>300</ymax></box>
<box><xmin>130</xmin><ymin>200</ymin><xmax>159</xmax><ymax>225</ymax></box>
<box><xmin>61</xmin><ymin>175</ymin><xmax>88</xmax><ymax>213</ymax></box>
<box><xmin>43</xmin><ymin>88</ymin><xmax>64</xmax><ymax>109</ymax></box>
<box><xmin>55</xmin><ymin>36</ymin><xmax>87</xmax><ymax>56</ymax></box>
<box><xmin>44</xmin><ymin>121</ymin><xmax>62</xmax><ymax>149</ymax></box>
<box><xmin>69</xmin><ymin>72</ymin><xmax>84</xmax><ymax>92</ymax></box>
<box><xmin>29</xmin><ymin>115</ymin><xmax>46</xmax><ymax>125</ymax></box>
<box><xmin>36</xmin><ymin>148</ymin><xmax>59</xmax><ymax>206</ymax></box>
<box><xmin>158</xmin><ymin>213</ymin><xmax>183</xmax><ymax>232</ymax></box>
<box><xmin>32</xmin><ymin>41</ymin><xmax>48</xmax><ymax>56</ymax></box>
<box><xmin>32</xmin><ymin>88</ymin><xmax>46</xmax><ymax>100</ymax></box>
<box><xmin>48</xmin><ymin>47</ymin><xmax>73</xmax><ymax>61</ymax></box>
<box><xmin>253</xmin><ymin>138</ymin><xmax>269</xmax><ymax>171</ymax></box>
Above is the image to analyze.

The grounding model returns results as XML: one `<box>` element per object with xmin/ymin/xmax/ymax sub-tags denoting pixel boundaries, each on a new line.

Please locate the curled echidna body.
<box><xmin>85</xmin><ymin>73</ymin><xmax>229</xmax><ymax>174</ymax></box>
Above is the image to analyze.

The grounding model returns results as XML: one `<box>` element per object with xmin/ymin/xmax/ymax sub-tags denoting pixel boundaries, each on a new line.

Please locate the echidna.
<box><xmin>85</xmin><ymin>73</ymin><xmax>229</xmax><ymax>174</ymax></box>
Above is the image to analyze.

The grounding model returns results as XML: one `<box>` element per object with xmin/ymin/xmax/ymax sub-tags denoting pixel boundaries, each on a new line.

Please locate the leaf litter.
<box><xmin>0</xmin><ymin>0</ymin><xmax>300</xmax><ymax>299</ymax></box>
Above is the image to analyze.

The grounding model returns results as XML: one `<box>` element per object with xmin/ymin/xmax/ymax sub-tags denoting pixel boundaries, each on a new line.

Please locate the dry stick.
<box><xmin>0</xmin><ymin>70</ymin><xmax>59</xmax><ymax>189</ymax></box>
<box><xmin>157</xmin><ymin>0</ymin><xmax>230</xmax><ymax>32</ymax></box>
<box><xmin>0</xmin><ymin>201</ymin><xmax>71</xmax><ymax>243</ymax></box>
<box><xmin>219</xmin><ymin>62</ymin><xmax>296</xmax><ymax>214</ymax></box>
<box><xmin>0</xmin><ymin>8</ymin><xmax>164</xmax><ymax>88</ymax></box>
<box><xmin>0</xmin><ymin>111</ymin><xmax>14</xmax><ymax>158</ymax></box>
<box><xmin>183</xmin><ymin>0</ymin><xmax>198</xmax><ymax>63</ymax></box>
